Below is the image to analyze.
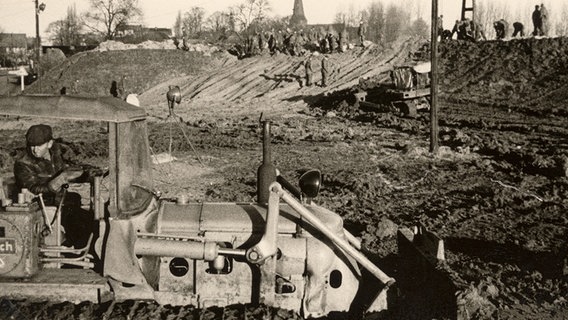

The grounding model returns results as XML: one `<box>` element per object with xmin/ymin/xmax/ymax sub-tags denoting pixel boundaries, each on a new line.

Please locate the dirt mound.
<box><xmin>25</xmin><ymin>48</ymin><xmax>237</xmax><ymax>97</ymax></box>
<box><xmin>440</xmin><ymin>37</ymin><xmax>568</xmax><ymax>113</ymax></box>
<box><xmin>94</xmin><ymin>40</ymin><xmax>224</xmax><ymax>54</ymax></box>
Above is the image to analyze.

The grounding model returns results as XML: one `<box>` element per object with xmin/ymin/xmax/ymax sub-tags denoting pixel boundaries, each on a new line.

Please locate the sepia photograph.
<box><xmin>0</xmin><ymin>0</ymin><xmax>567</xmax><ymax>319</ymax></box>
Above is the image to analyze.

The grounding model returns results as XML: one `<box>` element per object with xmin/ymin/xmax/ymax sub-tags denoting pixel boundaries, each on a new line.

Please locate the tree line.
<box><xmin>44</xmin><ymin>0</ymin><xmax>430</xmax><ymax>48</ymax></box>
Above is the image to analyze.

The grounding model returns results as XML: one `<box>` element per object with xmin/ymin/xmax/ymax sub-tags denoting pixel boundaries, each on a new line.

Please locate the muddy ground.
<box><xmin>0</xmin><ymin>36</ymin><xmax>567</xmax><ymax>319</ymax></box>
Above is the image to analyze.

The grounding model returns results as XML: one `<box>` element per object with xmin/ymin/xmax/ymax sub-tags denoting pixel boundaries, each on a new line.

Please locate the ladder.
<box><xmin>461</xmin><ymin>0</ymin><xmax>475</xmax><ymax>22</ymax></box>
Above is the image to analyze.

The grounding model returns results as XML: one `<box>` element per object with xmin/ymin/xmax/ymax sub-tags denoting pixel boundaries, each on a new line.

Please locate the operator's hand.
<box><xmin>85</xmin><ymin>166</ymin><xmax>107</xmax><ymax>178</ymax></box>
<box><xmin>62</xmin><ymin>167</ymin><xmax>84</xmax><ymax>181</ymax></box>
<box><xmin>48</xmin><ymin>168</ymin><xmax>84</xmax><ymax>192</ymax></box>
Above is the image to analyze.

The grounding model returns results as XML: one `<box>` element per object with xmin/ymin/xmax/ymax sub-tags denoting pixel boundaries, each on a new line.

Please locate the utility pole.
<box><xmin>35</xmin><ymin>0</ymin><xmax>46</xmax><ymax>85</ymax></box>
<box><xmin>430</xmin><ymin>0</ymin><xmax>439</xmax><ymax>153</ymax></box>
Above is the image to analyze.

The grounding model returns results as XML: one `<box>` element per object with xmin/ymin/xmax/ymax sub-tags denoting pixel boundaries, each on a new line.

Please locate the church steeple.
<box><xmin>290</xmin><ymin>0</ymin><xmax>307</xmax><ymax>27</ymax></box>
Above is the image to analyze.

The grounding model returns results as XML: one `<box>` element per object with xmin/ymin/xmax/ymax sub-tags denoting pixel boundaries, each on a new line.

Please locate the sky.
<box><xmin>0</xmin><ymin>0</ymin><xmax>564</xmax><ymax>40</ymax></box>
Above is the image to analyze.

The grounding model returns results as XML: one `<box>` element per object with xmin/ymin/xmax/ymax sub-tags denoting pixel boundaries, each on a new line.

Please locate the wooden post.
<box><xmin>430</xmin><ymin>0</ymin><xmax>439</xmax><ymax>153</ymax></box>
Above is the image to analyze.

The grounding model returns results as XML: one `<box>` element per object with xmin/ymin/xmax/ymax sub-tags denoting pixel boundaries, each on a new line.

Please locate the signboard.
<box><xmin>8</xmin><ymin>67</ymin><xmax>28</xmax><ymax>77</ymax></box>
<box><xmin>0</xmin><ymin>239</ymin><xmax>16</xmax><ymax>254</ymax></box>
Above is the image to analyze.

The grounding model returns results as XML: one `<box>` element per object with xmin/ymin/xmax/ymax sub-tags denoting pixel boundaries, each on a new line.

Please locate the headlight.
<box><xmin>299</xmin><ymin>169</ymin><xmax>321</xmax><ymax>199</ymax></box>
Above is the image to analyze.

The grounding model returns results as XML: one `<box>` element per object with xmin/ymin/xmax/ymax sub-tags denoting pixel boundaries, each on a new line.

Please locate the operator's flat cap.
<box><xmin>26</xmin><ymin>124</ymin><xmax>53</xmax><ymax>146</ymax></box>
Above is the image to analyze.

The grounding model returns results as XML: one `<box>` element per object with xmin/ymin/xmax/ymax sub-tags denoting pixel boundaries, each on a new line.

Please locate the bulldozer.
<box><xmin>0</xmin><ymin>94</ymin><xmax>449</xmax><ymax>318</ymax></box>
<box><xmin>354</xmin><ymin>62</ymin><xmax>431</xmax><ymax>118</ymax></box>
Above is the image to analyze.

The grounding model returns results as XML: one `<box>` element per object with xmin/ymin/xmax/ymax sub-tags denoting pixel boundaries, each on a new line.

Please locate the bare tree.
<box><xmin>82</xmin><ymin>0</ymin><xmax>143</xmax><ymax>40</ymax></box>
<box><xmin>173</xmin><ymin>11</ymin><xmax>183</xmax><ymax>38</ymax></box>
<box><xmin>366</xmin><ymin>2</ymin><xmax>386</xmax><ymax>43</ymax></box>
<box><xmin>206</xmin><ymin>11</ymin><xmax>232</xmax><ymax>33</ymax></box>
<box><xmin>334</xmin><ymin>3</ymin><xmax>357</xmax><ymax>27</ymax></box>
<box><xmin>408</xmin><ymin>17</ymin><xmax>429</xmax><ymax>38</ymax></box>
<box><xmin>231</xmin><ymin>0</ymin><xmax>271</xmax><ymax>32</ymax></box>
<box><xmin>47</xmin><ymin>4</ymin><xmax>83</xmax><ymax>46</ymax></box>
<box><xmin>555</xmin><ymin>2</ymin><xmax>568</xmax><ymax>36</ymax></box>
<box><xmin>384</xmin><ymin>4</ymin><xmax>410</xmax><ymax>43</ymax></box>
<box><xmin>334</xmin><ymin>11</ymin><xmax>348</xmax><ymax>25</ymax></box>
<box><xmin>182</xmin><ymin>7</ymin><xmax>206</xmax><ymax>38</ymax></box>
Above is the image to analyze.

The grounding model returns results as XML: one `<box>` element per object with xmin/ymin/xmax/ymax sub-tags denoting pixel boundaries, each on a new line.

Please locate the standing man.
<box><xmin>437</xmin><ymin>15</ymin><xmax>444</xmax><ymax>41</ymax></box>
<box><xmin>327</xmin><ymin>33</ymin><xmax>335</xmax><ymax>53</ymax></box>
<box><xmin>532</xmin><ymin>5</ymin><xmax>543</xmax><ymax>36</ymax></box>
<box><xmin>305</xmin><ymin>54</ymin><xmax>314</xmax><ymax>87</ymax></box>
<box><xmin>118</xmin><ymin>75</ymin><xmax>127</xmax><ymax>100</ymax></box>
<box><xmin>540</xmin><ymin>3</ymin><xmax>549</xmax><ymax>36</ymax></box>
<box><xmin>358</xmin><ymin>21</ymin><xmax>366</xmax><ymax>46</ymax></box>
<box><xmin>321</xmin><ymin>55</ymin><xmax>330</xmax><ymax>87</ymax></box>
<box><xmin>512</xmin><ymin>22</ymin><xmax>525</xmax><ymax>37</ymax></box>
<box><xmin>72</xmin><ymin>79</ymin><xmax>79</xmax><ymax>94</ymax></box>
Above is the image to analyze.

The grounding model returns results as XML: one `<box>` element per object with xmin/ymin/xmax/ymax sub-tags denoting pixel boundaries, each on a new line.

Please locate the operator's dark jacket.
<box><xmin>14</xmin><ymin>142</ymin><xmax>66</xmax><ymax>199</ymax></box>
<box><xmin>14</xmin><ymin>143</ymin><xmax>92</xmax><ymax>247</ymax></box>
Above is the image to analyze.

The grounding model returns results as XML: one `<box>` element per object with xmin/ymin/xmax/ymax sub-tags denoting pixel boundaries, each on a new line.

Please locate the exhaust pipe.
<box><xmin>257</xmin><ymin>120</ymin><xmax>277</xmax><ymax>204</ymax></box>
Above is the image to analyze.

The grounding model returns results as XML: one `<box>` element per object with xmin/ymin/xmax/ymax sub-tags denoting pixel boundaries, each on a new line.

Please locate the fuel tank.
<box><xmin>0</xmin><ymin>204</ymin><xmax>42</xmax><ymax>278</ymax></box>
<box><xmin>157</xmin><ymin>202</ymin><xmax>343</xmax><ymax>240</ymax></box>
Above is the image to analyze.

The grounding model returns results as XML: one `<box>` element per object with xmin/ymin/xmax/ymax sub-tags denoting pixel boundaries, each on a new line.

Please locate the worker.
<box><xmin>512</xmin><ymin>22</ymin><xmax>525</xmax><ymax>37</ymax></box>
<box><xmin>493</xmin><ymin>19</ymin><xmax>509</xmax><ymax>40</ymax></box>
<box><xmin>441</xmin><ymin>29</ymin><xmax>453</xmax><ymax>41</ymax></box>
<box><xmin>357</xmin><ymin>21</ymin><xmax>366</xmax><ymax>46</ymax></box>
<box><xmin>72</xmin><ymin>79</ymin><xmax>79</xmax><ymax>94</ymax></box>
<box><xmin>540</xmin><ymin>3</ymin><xmax>549</xmax><ymax>36</ymax></box>
<box><xmin>532</xmin><ymin>5</ymin><xmax>543</xmax><ymax>36</ymax></box>
<box><xmin>321</xmin><ymin>55</ymin><xmax>330</xmax><ymax>87</ymax></box>
<box><xmin>118</xmin><ymin>75</ymin><xmax>127</xmax><ymax>99</ymax></box>
<box><xmin>450</xmin><ymin>20</ymin><xmax>460</xmax><ymax>39</ymax></box>
<box><xmin>319</xmin><ymin>37</ymin><xmax>328</xmax><ymax>53</ymax></box>
<box><xmin>14</xmin><ymin>124</ymin><xmax>95</xmax><ymax>247</ymax></box>
<box><xmin>459</xmin><ymin>19</ymin><xmax>475</xmax><ymax>41</ymax></box>
<box><xmin>110</xmin><ymin>80</ymin><xmax>119</xmax><ymax>98</ymax></box>
<box><xmin>437</xmin><ymin>15</ymin><xmax>444</xmax><ymax>41</ymax></box>
<box><xmin>305</xmin><ymin>54</ymin><xmax>314</xmax><ymax>87</ymax></box>
<box><xmin>327</xmin><ymin>33</ymin><xmax>336</xmax><ymax>53</ymax></box>
<box><xmin>471</xmin><ymin>20</ymin><xmax>487</xmax><ymax>41</ymax></box>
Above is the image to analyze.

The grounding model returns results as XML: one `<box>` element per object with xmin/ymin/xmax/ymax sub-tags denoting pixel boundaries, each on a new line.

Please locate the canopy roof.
<box><xmin>0</xmin><ymin>95</ymin><xmax>146</xmax><ymax>123</ymax></box>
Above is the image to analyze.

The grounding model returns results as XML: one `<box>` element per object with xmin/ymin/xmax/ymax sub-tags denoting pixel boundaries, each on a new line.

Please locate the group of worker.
<box><xmin>301</xmin><ymin>54</ymin><xmax>332</xmax><ymax>88</ymax></box>
<box><xmin>531</xmin><ymin>3</ymin><xmax>549</xmax><ymax>36</ymax></box>
<box><xmin>238</xmin><ymin>20</ymin><xmax>370</xmax><ymax>58</ymax></box>
<box><xmin>493</xmin><ymin>4</ymin><xmax>549</xmax><ymax>40</ymax></box>
<box><xmin>448</xmin><ymin>17</ymin><xmax>487</xmax><ymax>41</ymax></box>
<box><xmin>439</xmin><ymin>3</ymin><xmax>550</xmax><ymax>42</ymax></box>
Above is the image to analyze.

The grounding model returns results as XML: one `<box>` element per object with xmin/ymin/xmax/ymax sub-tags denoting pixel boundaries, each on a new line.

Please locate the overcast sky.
<box><xmin>0</xmin><ymin>0</ymin><xmax>564</xmax><ymax>39</ymax></box>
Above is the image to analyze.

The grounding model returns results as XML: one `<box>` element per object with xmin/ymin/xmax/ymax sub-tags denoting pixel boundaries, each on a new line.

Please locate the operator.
<box><xmin>14</xmin><ymin>124</ymin><xmax>94</xmax><ymax>247</ymax></box>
